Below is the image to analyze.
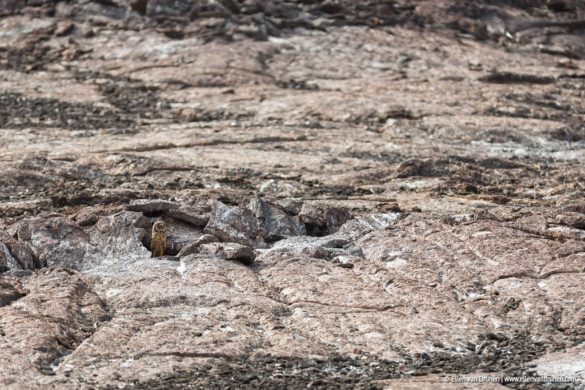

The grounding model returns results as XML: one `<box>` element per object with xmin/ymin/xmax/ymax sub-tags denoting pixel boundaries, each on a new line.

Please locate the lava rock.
<box><xmin>3</xmin><ymin>239</ymin><xmax>39</xmax><ymax>270</ymax></box>
<box><xmin>268</xmin><ymin>235</ymin><xmax>353</xmax><ymax>261</ymax></box>
<box><xmin>158</xmin><ymin>219</ymin><xmax>207</xmax><ymax>255</ymax></box>
<box><xmin>164</xmin><ymin>207</ymin><xmax>209</xmax><ymax>227</ymax></box>
<box><xmin>74</xmin><ymin>208</ymin><xmax>100</xmax><ymax>227</ymax></box>
<box><xmin>204</xmin><ymin>201</ymin><xmax>262</xmax><ymax>247</ymax></box>
<box><xmin>54</xmin><ymin>20</ymin><xmax>74</xmax><ymax>36</ymax></box>
<box><xmin>178</xmin><ymin>234</ymin><xmax>219</xmax><ymax>257</ymax></box>
<box><xmin>88</xmin><ymin>211</ymin><xmax>154</xmax><ymax>265</ymax></box>
<box><xmin>248</xmin><ymin>198</ymin><xmax>305</xmax><ymax>241</ymax></box>
<box><xmin>298</xmin><ymin>203</ymin><xmax>351</xmax><ymax>236</ymax></box>
<box><xmin>0</xmin><ymin>278</ymin><xmax>26</xmax><ymax>307</ymax></box>
<box><xmin>26</xmin><ymin>214</ymin><xmax>95</xmax><ymax>270</ymax></box>
<box><xmin>0</xmin><ymin>242</ymin><xmax>17</xmax><ymax>273</ymax></box>
<box><xmin>395</xmin><ymin>158</ymin><xmax>447</xmax><ymax>178</ymax></box>
<box><xmin>16</xmin><ymin>220</ymin><xmax>32</xmax><ymax>241</ymax></box>
<box><xmin>274</xmin><ymin>198</ymin><xmax>302</xmax><ymax>215</ymax></box>
<box><xmin>127</xmin><ymin>199</ymin><xmax>181</xmax><ymax>213</ymax></box>
<box><xmin>199</xmin><ymin>242</ymin><xmax>255</xmax><ymax>265</ymax></box>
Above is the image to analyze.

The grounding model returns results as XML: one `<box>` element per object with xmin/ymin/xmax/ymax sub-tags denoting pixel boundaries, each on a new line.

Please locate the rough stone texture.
<box><xmin>0</xmin><ymin>268</ymin><xmax>110</xmax><ymax>388</ymax></box>
<box><xmin>531</xmin><ymin>342</ymin><xmax>585</xmax><ymax>385</ymax></box>
<box><xmin>158</xmin><ymin>218</ymin><xmax>205</xmax><ymax>255</ymax></box>
<box><xmin>3</xmin><ymin>238</ymin><xmax>38</xmax><ymax>270</ymax></box>
<box><xmin>376</xmin><ymin>374</ymin><xmax>508</xmax><ymax>390</ymax></box>
<box><xmin>248</xmin><ymin>197</ymin><xmax>305</xmax><ymax>241</ymax></box>
<box><xmin>26</xmin><ymin>214</ymin><xmax>96</xmax><ymax>270</ymax></box>
<box><xmin>164</xmin><ymin>207</ymin><xmax>209</xmax><ymax>227</ymax></box>
<box><xmin>204</xmin><ymin>201</ymin><xmax>262</xmax><ymax>247</ymax></box>
<box><xmin>0</xmin><ymin>241</ymin><xmax>17</xmax><ymax>272</ymax></box>
<box><xmin>127</xmin><ymin>199</ymin><xmax>181</xmax><ymax>213</ymax></box>
<box><xmin>72</xmin><ymin>205</ymin><xmax>113</xmax><ymax>227</ymax></box>
<box><xmin>177</xmin><ymin>234</ymin><xmax>219</xmax><ymax>257</ymax></box>
<box><xmin>199</xmin><ymin>242</ymin><xmax>255</xmax><ymax>265</ymax></box>
<box><xmin>0</xmin><ymin>277</ymin><xmax>26</xmax><ymax>306</ymax></box>
<box><xmin>0</xmin><ymin>0</ymin><xmax>585</xmax><ymax>388</ymax></box>
<box><xmin>298</xmin><ymin>203</ymin><xmax>352</xmax><ymax>236</ymax></box>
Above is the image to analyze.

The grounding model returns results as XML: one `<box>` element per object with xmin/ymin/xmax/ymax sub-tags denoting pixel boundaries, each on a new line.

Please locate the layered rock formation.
<box><xmin>1</xmin><ymin>0</ymin><xmax>584</xmax><ymax>388</ymax></box>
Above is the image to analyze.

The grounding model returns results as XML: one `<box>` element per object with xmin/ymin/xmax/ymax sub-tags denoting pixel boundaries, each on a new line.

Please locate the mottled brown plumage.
<box><xmin>151</xmin><ymin>221</ymin><xmax>167</xmax><ymax>258</ymax></box>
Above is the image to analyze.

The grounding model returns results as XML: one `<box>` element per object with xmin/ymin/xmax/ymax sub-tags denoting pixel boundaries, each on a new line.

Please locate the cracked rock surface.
<box><xmin>1</xmin><ymin>0</ymin><xmax>585</xmax><ymax>389</ymax></box>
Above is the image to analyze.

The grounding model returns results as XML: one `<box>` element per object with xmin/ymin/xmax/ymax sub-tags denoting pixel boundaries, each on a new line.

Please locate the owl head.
<box><xmin>153</xmin><ymin>221</ymin><xmax>167</xmax><ymax>232</ymax></box>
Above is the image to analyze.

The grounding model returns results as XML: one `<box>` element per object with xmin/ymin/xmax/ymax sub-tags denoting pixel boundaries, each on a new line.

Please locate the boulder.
<box><xmin>164</xmin><ymin>207</ymin><xmax>209</xmax><ymax>227</ymax></box>
<box><xmin>178</xmin><ymin>234</ymin><xmax>219</xmax><ymax>257</ymax></box>
<box><xmin>0</xmin><ymin>278</ymin><xmax>26</xmax><ymax>307</ymax></box>
<box><xmin>248</xmin><ymin>198</ymin><xmax>305</xmax><ymax>241</ymax></box>
<box><xmin>298</xmin><ymin>203</ymin><xmax>351</xmax><ymax>236</ymax></box>
<box><xmin>27</xmin><ymin>214</ymin><xmax>94</xmax><ymax>270</ymax></box>
<box><xmin>204</xmin><ymin>201</ymin><xmax>262</xmax><ymax>247</ymax></box>
<box><xmin>3</xmin><ymin>239</ymin><xmax>39</xmax><ymax>270</ymax></box>
<box><xmin>0</xmin><ymin>242</ymin><xmax>18</xmax><ymax>273</ymax></box>
<box><xmin>199</xmin><ymin>242</ymin><xmax>255</xmax><ymax>265</ymax></box>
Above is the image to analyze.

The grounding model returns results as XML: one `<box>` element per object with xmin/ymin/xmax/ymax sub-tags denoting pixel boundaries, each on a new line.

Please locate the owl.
<box><xmin>151</xmin><ymin>221</ymin><xmax>167</xmax><ymax>258</ymax></box>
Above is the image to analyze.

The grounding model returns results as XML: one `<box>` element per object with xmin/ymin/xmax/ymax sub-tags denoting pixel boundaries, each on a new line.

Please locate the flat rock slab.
<box><xmin>0</xmin><ymin>0</ymin><xmax>585</xmax><ymax>388</ymax></box>
<box><xmin>0</xmin><ymin>208</ymin><xmax>584</xmax><ymax>388</ymax></box>
<box><xmin>177</xmin><ymin>234</ymin><xmax>219</xmax><ymax>257</ymax></box>
<box><xmin>127</xmin><ymin>199</ymin><xmax>181</xmax><ymax>213</ymax></box>
<box><xmin>376</xmin><ymin>374</ymin><xmax>508</xmax><ymax>390</ymax></box>
<box><xmin>199</xmin><ymin>242</ymin><xmax>255</xmax><ymax>265</ymax></box>
<box><xmin>164</xmin><ymin>208</ymin><xmax>209</xmax><ymax>227</ymax></box>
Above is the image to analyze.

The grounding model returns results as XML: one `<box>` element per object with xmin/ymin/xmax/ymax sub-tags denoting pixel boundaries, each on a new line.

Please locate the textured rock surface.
<box><xmin>298</xmin><ymin>203</ymin><xmax>352</xmax><ymax>236</ymax></box>
<box><xmin>164</xmin><ymin>207</ymin><xmax>209</xmax><ymax>227</ymax></box>
<box><xmin>248</xmin><ymin>197</ymin><xmax>306</xmax><ymax>241</ymax></box>
<box><xmin>177</xmin><ymin>234</ymin><xmax>219</xmax><ymax>257</ymax></box>
<box><xmin>199</xmin><ymin>242</ymin><xmax>256</xmax><ymax>265</ymax></box>
<box><xmin>127</xmin><ymin>199</ymin><xmax>181</xmax><ymax>213</ymax></box>
<box><xmin>0</xmin><ymin>0</ymin><xmax>585</xmax><ymax>388</ymax></box>
<box><xmin>204</xmin><ymin>201</ymin><xmax>262</xmax><ymax>247</ymax></box>
<box><xmin>0</xmin><ymin>268</ymin><xmax>110</xmax><ymax>388</ymax></box>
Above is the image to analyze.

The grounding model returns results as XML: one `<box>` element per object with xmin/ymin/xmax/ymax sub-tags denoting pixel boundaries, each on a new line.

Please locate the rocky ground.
<box><xmin>0</xmin><ymin>0</ymin><xmax>584</xmax><ymax>389</ymax></box>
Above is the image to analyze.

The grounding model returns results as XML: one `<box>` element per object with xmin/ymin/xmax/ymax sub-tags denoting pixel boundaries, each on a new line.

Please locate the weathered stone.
<box><xmin>127</xmin><ymin>199</ymin><xmax>180</xmax><ymax>213</ymax></box>
<box><xmin>74</xmin><ymin>208</ymin><xmax>100</xmax><ymax>226</ymax></box>
<box><xmin>0</xmin><ymin>241</ymin><xmax>20</xmax><ymax>272</ymax></box>
<box><xmin>395</xmin><ymin>158</ymin><xmax>447</xmax><ymax>178</ymax></box>
<box><xmin>336</xmin><ymin>212</ymin><xmax>402</xmax><ymax>240</ymax></box>
<box><xmin>199</xmin><ymin>242</ymin><xmax>255</xmax><ymax>265</ymax></box>
<box><xmin>531</xmin><ymin>342</ymin><xmax>585</xmax><ymax>385</ymax></box>
<box><xmin>162</xmin><ymin>219</ymin><xmax>205</xmax><ymax>255</ymax></box>
<box><xmin>164</xmin><ymin>207</ymin><xmax>209</xmax><ymax>227</ymax></box>
<box><xmin>85</xmin><ymin>211</ymin><xmax>152</xmax><ymax>271</ymax></box>
<box><xmin>54</xmin><ymin>20</ymin><xmax>74</xmax><ymax>36</ymax></box>
<box><xmin>178</xmin><ymin>234</ymin><xmax>219</xmax><ymax>257</ymax></box>
<box><xmin>0</xmin><ymin>269</ymin><xmax>109</xmax><ymax>387</ymax></box>
<box><xmin>298</xmin><ymin>203</ymin><xmax>351</xmax><ymax>236</ymax></box>
<box><xmin>267</xmin><ymin>235</ymin><xmax>351</xmax><ymax>260</ymax></box>
<box><xmin>204</xmin><ymin>201</ymin><xmax>262</xmax><ymax>247</ymax></box>
<box><xmin>0</xmin><ymin>0</ymin><xmax>26</xmax><ymax>17</ymax></box>
<box><xmin>274</xmin><ymin>198</ymin><xmax>303</xmax><ymax>215</ymax></box>
<box><xmin>16</xmin><ymin>220</ymin><xmax>31</xmax><ymax>241</ymax></box>
<box><xmin>0</xmin><ymin>0</ymin><xmax>584</xmax><ymax>387</ymax></box>
<box><xmin>332</xmin><ymin>255</ymin><xmax>360</xmax><ymax>268</ymax></box>
<box><xmin>3</xmin><ymin>238</ymin><xmax>38</xmax><ymax>270</ymax></box>
<box><xmin>375</xmin><ymin>374</ymin><xmax>507</xmax><ymax>389</ymax></box>
<box><xmin>26</xmin><ymin>214</ymin><xmax>95</xmax><ymax>270</ymax></box>
<box><xmin>0</xmin><ymin>243</ymin><xmax>13</xmax><ymax>273</ymax></box>
<box><xmin>0</xmin><ymin>277</ymin><xmax>26</xmax><ymax>307</ymax></box>
<box><xmin>127</xmin><ymin>0</ymin><xmax>147</xmax><ymax>14</ymax></box>
<box><xmin>248</xmin><ymin>197</ymin><xmax>305</xmax><ymax>241</ymax></box>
